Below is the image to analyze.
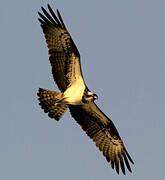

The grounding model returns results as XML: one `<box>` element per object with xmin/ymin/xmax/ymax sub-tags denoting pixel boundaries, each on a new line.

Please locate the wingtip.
<box><xmin>124</xmin><ymin>148</ymin><xmax>134</xmax><ymax>164</ymax></box>
<box><xmin>56</xmin><ymin>9</ymin><xmax>60</xmax><ymax>18</ymax></box>
<box><xmin>131</xmin><ymin>160</ymin><xmax>134</xmax><ymax>165</ymax></box>
<box><xmin>47</xmin><ymin>3</ymin><xmax>57</xmax><ymax>13</ymax></box>
<box><xmin>120</xmin><ymin>170</ymin><xmax>126</xmax><ymax>175</ymax></box>
<box><xmin>116</xmin><ymin>169</ymin><xmax>119</xmax><ymax>175</ymax></box>
<box><xmin>57</xmin><ymin>9</ymin><xmax>60</xmax><ymax>14</ymax></box>
<box><xmin>47</xmin><ymin>3</ymin><xmax>51</xmax><ymax>9</ymax></box>
<box><xmin>41</xmin><ymin>6</ymin><xmax>45</xmax><ymax>12</ymax></box>
<box><xmin>38</xmin><ymin>11</ymin><xmax>44</xmax><ymax>19</ymax></box>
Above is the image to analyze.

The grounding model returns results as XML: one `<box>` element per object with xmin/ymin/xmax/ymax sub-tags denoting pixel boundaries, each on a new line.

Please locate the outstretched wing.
<box><xmin>69</xmin><ymin>103</ymin><xmax>134</xmax><ymax>175</ymax></box>
<box><xmin>38</xmin><ymin>4</ymin><xmax>82</xmax><ymax>92</ymax></box>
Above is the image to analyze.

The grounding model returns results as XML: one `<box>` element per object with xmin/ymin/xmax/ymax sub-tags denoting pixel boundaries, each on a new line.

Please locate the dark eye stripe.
<box><xmin>86</xmin><ymin>94</ymin><xmax>93</xmax><ymax>98</ymax></box>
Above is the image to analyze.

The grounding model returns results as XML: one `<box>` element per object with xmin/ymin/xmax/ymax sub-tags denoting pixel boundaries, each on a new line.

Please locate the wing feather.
<box><xmin>69</xmin><ymin>103</ymin><xmax>134</xmax><ymax>174</ymax></box>
<box><xmin>102</xmin><ymin>138</ymin><xmax>109</xmax><ymax>158</ymax></box>
<box><xmin>38</xmin><ymin>4</ymin><xmax>82</xmax><ymax>92</ymax></box>
<box><xmin>110</xmin><ymin>145</ymin><xmax>115</xmax><ymax>170</ymax></box>
<box><xmin>47</xmin><ymin>4</ymin><xmax>62</xmax><ymax>26</ymax></box>
<box><xmin>93</xmin><ymin>131</ymin><xmax>103</xmax><ymax>142</ymax></box>
<box><xmin>115</xmin><ymin>147</ymin><xmax>119</xmax><ymax>174</ymax></box>
<box><xmin>41</xmin><ymin>7</ymin><xmax>56</xmax><ymax>25</ymax></box>
<box><xmin>123</xmin><ymin>150</ymin><xmax>132</xmax><ymax>173</ymax></box>
<box><xmin>119</xmin><ymin>148</ymin><xmax>125</xmax><ymax>175</ymax></box>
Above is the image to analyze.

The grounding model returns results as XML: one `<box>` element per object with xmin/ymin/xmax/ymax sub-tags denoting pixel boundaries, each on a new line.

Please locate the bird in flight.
<box><xmin>37</xmin><ymin>4</ymin><xmax>134</xmax><ymax>175</ymax></box>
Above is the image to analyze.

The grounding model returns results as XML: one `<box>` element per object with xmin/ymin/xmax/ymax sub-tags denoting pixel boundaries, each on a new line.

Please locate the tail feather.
<box><xmin>37</xmin><ymin>88</ymin><xmax>68</xmax><ymax>121</ymax></box>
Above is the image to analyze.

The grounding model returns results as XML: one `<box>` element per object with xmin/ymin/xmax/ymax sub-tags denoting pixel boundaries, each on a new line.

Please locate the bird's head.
<box><xmin>93</xmin><ymin>93</ymin><xmax>98</xmax><ymax>100</ymax></box>
<box><xmin>82</xmin><ymin>91</ymin><xmax>98</xmax><ymax>104</ymax></box>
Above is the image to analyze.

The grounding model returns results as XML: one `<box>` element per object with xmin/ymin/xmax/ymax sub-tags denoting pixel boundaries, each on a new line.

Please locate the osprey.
<box><xmin>37</xmin><ymin>4</ymin><xmax>134</xmax><ymax>175</ymax></box>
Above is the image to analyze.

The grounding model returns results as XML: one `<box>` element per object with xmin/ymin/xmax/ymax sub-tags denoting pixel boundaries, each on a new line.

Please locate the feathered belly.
<box><xmin>63</xmin><ymin>78</ymin><xmax>85</xmax><ymax>105</ymax></box>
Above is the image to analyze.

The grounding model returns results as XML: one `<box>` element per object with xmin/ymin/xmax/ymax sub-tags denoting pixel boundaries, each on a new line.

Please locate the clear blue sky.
<box><xmin>1</xmin><ymin>0</ymin><xmax>165</xmax><ymax>179</ymax></box>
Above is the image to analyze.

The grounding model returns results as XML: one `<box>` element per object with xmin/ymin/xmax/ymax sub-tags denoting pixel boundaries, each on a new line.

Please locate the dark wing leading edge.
<box><xmin>69</xmin><ymin>103</ymin><xmax>134</xmax><ymax>175</ymax></box>
<box><xmin>38</xmin><ymin>4</ymin><xmax>82</xmax><ymax>92</ymax></box>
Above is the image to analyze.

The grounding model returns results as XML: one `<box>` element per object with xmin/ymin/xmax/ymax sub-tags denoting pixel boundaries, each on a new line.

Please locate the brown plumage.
<box><xmin>37</xmin><ymin>88</ymin><xmax>68</xmax><ymax>121</ymax></box>
<box><xmin>69</xmin><ymin>103</ymin><xmax>133</xmax><ymax>174</ymax></box>
<box><xmin>37</xmin><ymin>4</ymin><xmax>134</xmax><ymax>175</ymax></box>
<box><xmin>38</xmin><ymin>5</ymin><xmax>80</xmax><ymax>91</ymax></box>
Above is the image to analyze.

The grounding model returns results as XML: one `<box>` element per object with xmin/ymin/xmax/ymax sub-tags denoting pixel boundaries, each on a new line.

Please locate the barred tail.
<box><xmin>37</xmin><ymin>88</ymin><xmax>68</xmax><ymax>121</ymax></box>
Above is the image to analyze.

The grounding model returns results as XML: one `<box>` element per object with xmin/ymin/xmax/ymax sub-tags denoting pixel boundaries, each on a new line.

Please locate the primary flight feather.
<box><xmin>37</xmin><ymin>4</ymin><xmax>134</xmax><ymax>175</ymax></box>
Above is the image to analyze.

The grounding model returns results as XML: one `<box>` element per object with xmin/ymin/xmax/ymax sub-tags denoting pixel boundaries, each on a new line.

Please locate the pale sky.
<box><xmin>1</xmin><ymin>0</ymin><xmax>165</xmax><ymax>179</ymax></box>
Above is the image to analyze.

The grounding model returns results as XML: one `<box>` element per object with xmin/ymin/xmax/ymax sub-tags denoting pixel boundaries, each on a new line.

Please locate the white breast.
<box><xmin>63</xmin><ymin>77</ymin><xmax>85</xmax><ymax>105</ymax></box>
